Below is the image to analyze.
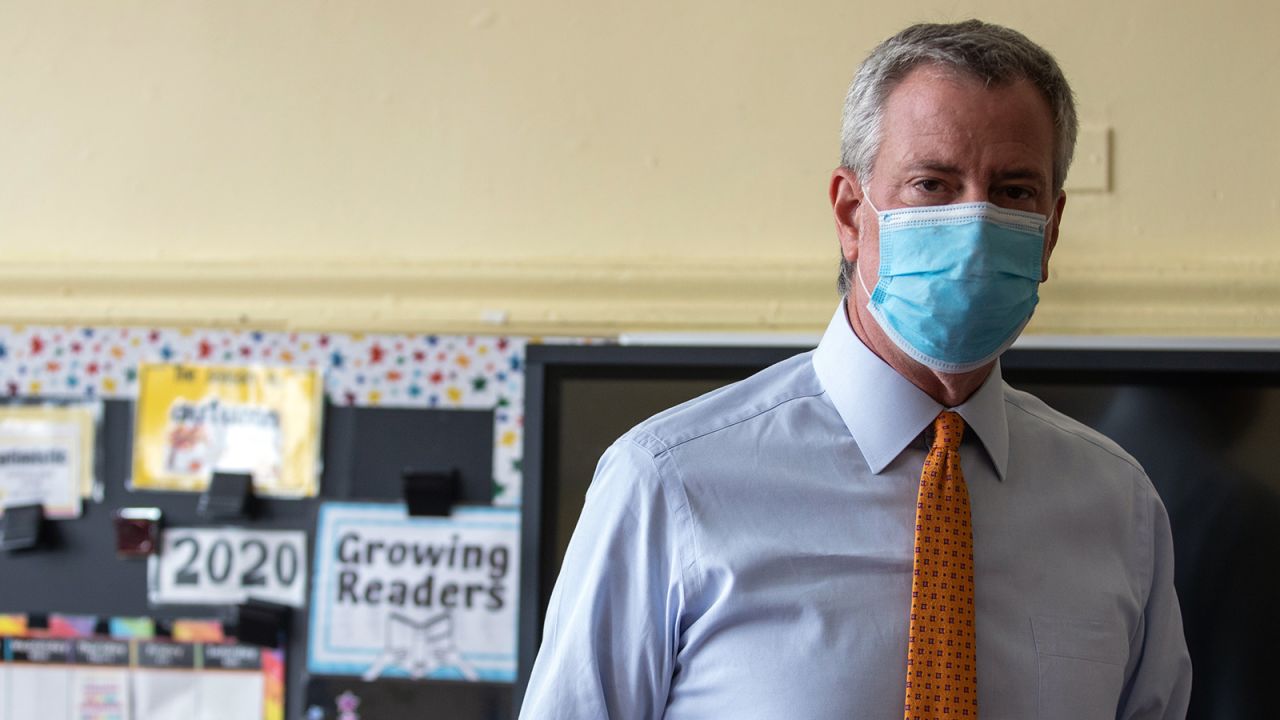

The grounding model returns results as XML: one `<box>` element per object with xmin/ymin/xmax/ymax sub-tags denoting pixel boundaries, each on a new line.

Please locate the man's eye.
<box><xmin>915</xmin><ymin>179</ymin><xmax>944</xmax><ymax>193</ymax></box>
<box><xmin>1002</xmin><ymin>186</ymin><xmax>1035</xmax><ymax>201</ymax></box>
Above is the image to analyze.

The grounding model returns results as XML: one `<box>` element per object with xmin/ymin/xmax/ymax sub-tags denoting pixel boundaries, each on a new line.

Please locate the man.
<box><xmin>521</xmin><ymin>20</ymin><xmax>1191</xmax><ymax>719</ymax></box>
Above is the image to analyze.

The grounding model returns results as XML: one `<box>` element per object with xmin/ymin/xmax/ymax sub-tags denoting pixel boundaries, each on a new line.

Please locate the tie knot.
<box><xmin>931</xmin><ymin>411</ymin><xmax>965</xmax><ymax>452</ymax></box>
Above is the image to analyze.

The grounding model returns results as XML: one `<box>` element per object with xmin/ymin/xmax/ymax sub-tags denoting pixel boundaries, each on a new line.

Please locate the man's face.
<box><xmin>835</xmin><ymin>63</ymin><xmax>1064</xmax><ymax>289</ymax></box>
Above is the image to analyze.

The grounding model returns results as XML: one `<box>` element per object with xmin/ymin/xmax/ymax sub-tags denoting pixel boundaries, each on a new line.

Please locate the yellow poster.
<box><xmin>132</xmin><ymin>364</ymin><xmax>322</xmax><ymax>497</ymax></box>
<box><xmin>0</xmin><ymin>403</ymin><xmax>98</xmax><ymax>518</ymax></box>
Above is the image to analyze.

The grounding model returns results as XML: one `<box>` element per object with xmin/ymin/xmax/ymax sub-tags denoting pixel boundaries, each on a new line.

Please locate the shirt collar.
<box><xmin>811</xmin><ymin>302</ymin><xmax>1009</xmax><ymax>480</ymax></box>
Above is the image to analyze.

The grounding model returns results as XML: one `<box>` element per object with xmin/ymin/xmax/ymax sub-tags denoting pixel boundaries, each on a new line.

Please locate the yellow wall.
<box><xmin>1</xmin><ymin>1</ymin><xmax>1276</xmax><ymax>336</ymax></box>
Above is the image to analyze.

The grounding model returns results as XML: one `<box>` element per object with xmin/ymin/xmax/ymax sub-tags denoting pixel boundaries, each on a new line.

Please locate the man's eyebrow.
<box><xmin>906</xmin><ymin>161</ymin><xmax>964</xmax><ymax>176</ymax></box>
<box><xmin>994</xmin><ymin>167</ymin><xmax>1048</xmax><ymax>183</ymax></box>
<box><xmin>905</xmin><ymin>162</ymin><xmax>1048</xmax><ymax>185</ymax></box>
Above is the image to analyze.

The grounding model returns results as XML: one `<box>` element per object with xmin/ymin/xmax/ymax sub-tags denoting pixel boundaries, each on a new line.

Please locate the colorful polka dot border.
<box><xmin>0</xmin><ymin>326</ymin><xmax>549</xmax><ymax>504</ymax></box>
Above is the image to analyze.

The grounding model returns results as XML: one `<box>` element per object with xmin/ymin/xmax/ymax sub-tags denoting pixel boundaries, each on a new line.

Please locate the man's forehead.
<box><xmin>884</xmin><ymin>65</ymin><xmax>1044</xmax><ymax>119</ymax></box>
<box><xmin>876</xmin><ymin>66</ymin><xmax>1055</xmax><ymax>171</ymax></box>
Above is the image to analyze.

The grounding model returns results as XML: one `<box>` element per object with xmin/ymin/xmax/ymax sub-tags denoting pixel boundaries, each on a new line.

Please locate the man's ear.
<box><xmin>1042</xmin><ymin>190</ymin><xmax>1066</xmax><ymax>281</ymax></box>
<box><xmin>830</xmin><ymin>167</ymin><xmax>866</xmax><ymax>265</ymax></box>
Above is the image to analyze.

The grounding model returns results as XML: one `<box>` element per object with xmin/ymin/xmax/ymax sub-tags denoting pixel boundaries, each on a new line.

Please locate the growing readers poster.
<box><xmin>308</xmin><ymin>503</ymin><xmax>519</xmax><ymax>682</ymax></box>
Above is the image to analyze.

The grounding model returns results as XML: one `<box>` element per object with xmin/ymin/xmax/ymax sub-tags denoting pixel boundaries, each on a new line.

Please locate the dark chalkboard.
<box><xmin>518</xmin><ymin>343</ymin><xmax>1280</xmax><ymax>720</ymax></box>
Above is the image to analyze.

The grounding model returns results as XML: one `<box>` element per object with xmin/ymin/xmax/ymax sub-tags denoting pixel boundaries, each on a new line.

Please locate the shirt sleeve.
<box><xmin>1118</xmin><ymin>490</ymin><xmax>1193</xmax><ymax>720</ymax></box>
<box><xmin>519</xmin><ymin>436</ymin><xmax>689</xmax><ymax>720</ymax></box>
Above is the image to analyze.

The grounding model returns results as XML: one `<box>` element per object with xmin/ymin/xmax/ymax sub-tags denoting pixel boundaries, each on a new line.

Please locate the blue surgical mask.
<box><xmin>857</xmin><ymin>196</ymin><xmax>1050</xmax><ymax>374</ymax></box>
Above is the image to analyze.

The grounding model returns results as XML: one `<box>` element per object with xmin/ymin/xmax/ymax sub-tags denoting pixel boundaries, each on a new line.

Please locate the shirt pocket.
<box><xmin>1031</xmin><ymin>615</ymin><xmax>1129</xmax><ymax>720</ymax></box>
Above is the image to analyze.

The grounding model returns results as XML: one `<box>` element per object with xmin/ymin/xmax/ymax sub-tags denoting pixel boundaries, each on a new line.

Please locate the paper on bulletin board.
<box><xmin>0</xmin><ymin>403</ymin><xmax>99</xmax><ymax>518</ymax></box>
<box><xmin>148</xmin><ymin>527</ymin><xmax>308</xmax><ymax>608</ymax></box>
<box><xmin>131</xmin><ymin>364</ymin><xmax>323</xmax><ymax>497</ymax></box>
<box><xmin>308</xmin><ymin>503</ymin><xmax>520</xmax><ymax>682</ymax></box>
<box><xmin>71</xmin><ymin>639</ymin><xmax>132</xmax><ymax>720</ymax></box>
<box><xmin>129</xmin><ymin>640</ymin><xmax>281</xmax><ymax>720</ymax></box>
<box><xmin>0</xmin><ymin>615</ymin><xmax>28</xmax><ymax>636</ymax></box>
<box><xmin>4</xmin><ymin>637</ymin><xmax>74</xmax><ymax>720</ymax></box>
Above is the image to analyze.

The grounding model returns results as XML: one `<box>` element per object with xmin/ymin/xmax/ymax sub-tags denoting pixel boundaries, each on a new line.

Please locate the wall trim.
<box><xmin>1</xmin><ymin>256</ymin><xmax>1278</xmax><ymax>337</ymax></box>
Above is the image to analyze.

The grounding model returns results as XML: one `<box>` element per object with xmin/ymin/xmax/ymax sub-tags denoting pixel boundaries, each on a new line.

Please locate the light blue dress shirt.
<box><xmin>521</xmin><ymin>305</ymin><xmax>1192</xmax><ymax>719</ymax></box>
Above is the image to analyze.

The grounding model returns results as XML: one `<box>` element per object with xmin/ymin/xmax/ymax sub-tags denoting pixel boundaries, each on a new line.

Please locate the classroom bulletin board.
<box><xmin>0</xmin><ymin>323</ymin><xmax>546</xmax><ymax>719</ymax></box>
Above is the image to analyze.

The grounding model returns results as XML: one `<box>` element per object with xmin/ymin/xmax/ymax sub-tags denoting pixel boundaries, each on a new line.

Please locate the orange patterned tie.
<box><xmin>904</xmin><ymin>411</ymin><xmax>977</xmax><ymax>719</ymax></box>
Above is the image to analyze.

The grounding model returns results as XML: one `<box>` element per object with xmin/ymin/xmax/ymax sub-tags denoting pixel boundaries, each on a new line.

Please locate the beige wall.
<box><xmin>1</xmin><ymin>1</ymin><xmax>1276</xmax><ymax>336</ymax></box>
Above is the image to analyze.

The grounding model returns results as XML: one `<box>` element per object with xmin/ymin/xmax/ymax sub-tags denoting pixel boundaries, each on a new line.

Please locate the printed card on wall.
<box><xmin>148</xmin><ymin>527</ymin><xmax>308</xmax><ymax>608</ymax></box>
<box><xmin>71</xmin><ymin>639</ymin><xmax>132</xmax><ymax>720</ymax></box>
<box><xmin>131</xmin><ymin>640</ymin><xmax>199</xmax><ymax>717</ymax></box>
<box><xmin>0</xmin><ymin>404</ymin><xmax>98</xmax><ymax>518</ymax></box>
<box><xmin>5</xmin><ymin>637</ymin><xmax>74</xmax><ymax>719</ymax></box>
<box><xmin>308</xmin><ymin>503</ymin><xmax>519</xmax><ymax>682</ymax></box>
<box><xmin>131</xmin><ymin>364</ymin><xmax>323</xmax><ymax>497</ymax></box>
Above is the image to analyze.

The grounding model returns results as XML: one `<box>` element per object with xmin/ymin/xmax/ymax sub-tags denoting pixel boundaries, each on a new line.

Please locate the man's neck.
<box><xmin>844</xmin><ymin>296</ymin><xmax>994</xmax><ymax>408</ymax></box>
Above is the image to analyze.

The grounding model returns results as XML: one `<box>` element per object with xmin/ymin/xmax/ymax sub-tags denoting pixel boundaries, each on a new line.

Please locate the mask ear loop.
<box><xmin>855</xmin><ymin>254</ymin><xmax>875</xmax><ymax>301</ymax></box>
<box><xmin>854</xmin><ymin>188</ymin><xmax>881</xmax><ymax>301</ymax></box>
<box><xmin>861</xmin><ymin>189</ymin><xmax>880</xmax><ymax>216</ymax></box>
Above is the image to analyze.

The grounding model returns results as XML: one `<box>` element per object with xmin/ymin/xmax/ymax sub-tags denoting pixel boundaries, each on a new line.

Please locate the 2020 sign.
<box><xmin>149</xmin><ymin>527</ymin><xmax>307</xmax><ymax>607</ymax></box>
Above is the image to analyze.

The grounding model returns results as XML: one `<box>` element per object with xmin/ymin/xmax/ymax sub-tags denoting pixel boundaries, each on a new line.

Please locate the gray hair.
<box><xmin>836</xmin><ymin>20</ymin><xmax>1078</xmax><ymax>295</ymax></box>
